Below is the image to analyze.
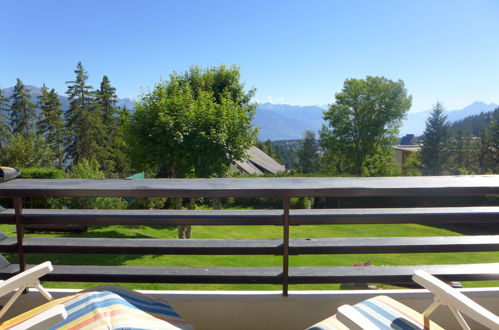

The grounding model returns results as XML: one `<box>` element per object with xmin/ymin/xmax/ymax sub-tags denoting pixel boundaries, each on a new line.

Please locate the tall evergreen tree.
<box><xmin>297</xmin><ymin>130</ymin><xmax>320</xmax><ymax>173</ymax></box>
<box><xmin>109</xmin><ymin>106</ymin><xmax>132</xmax><ymax>175</ymax></box>
<box><xmin>420</xmin><ymin>102</ymin><xmax>451</xmax><ymax>175</ymax></box>
<box><xmin>0</xmin><ymin>88</ymin><xmax>11</xmax><ymax>147</ymax></box>
<box><xmin>38</xmin><ymin>85</ymin><xmax>65</xmax><ymax>168</ymax></box>
<box><xmin>478</xmin><ymin>114</ymin><xmax>499</xmax><ymax>173</ymax></box>
<box><xmin>65</xmin><ymin>62</ymin><xmax>102</xmax><ymax>165</ymax></box>
<box><xmin>96</xmin><ymin>75</ymin><xmax>118</xmax><ymax>126</ymax></box>
<box><xmin>10</xmin><ymin>78</ymin><xmax>36</xmax><ymax>137</ymax></box>
<box><xmin>94</xmin><ymin>75</ymin><xmax>130</xmax><ymax>175</ymax></box>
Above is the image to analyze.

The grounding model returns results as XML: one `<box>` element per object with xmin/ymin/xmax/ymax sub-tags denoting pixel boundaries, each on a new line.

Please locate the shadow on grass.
<box><xmin>25</xmin><ymin>253</ymin><xmax>145</xmax><ymax>266</ymax></box>
<box><xmin>431</xmin><ymin>223</ymin><xmax>499</xmax><ymax>235</ymax></box>
<box><xmin>2</xmin><ymin>225</ymin><xmax>177</xmax><ymax>267</ymax></box>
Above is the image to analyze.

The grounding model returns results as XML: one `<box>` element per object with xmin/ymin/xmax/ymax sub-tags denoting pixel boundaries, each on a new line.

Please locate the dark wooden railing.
<box><xmin>0</xmin><ymin>175</ymin><xmax>498</xmax><ymax>296</ymax></box>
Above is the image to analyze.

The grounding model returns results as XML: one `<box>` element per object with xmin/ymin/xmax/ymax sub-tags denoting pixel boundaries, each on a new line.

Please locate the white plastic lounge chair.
<box><xmin>307</xmin><ymin>270</ymin><xmax>499</xmax><ymax>330</ymax></box>
<box><xmin>0</xmin><ymin>261</ymin><xmax>193</xmax><ymax>329</ymax></box>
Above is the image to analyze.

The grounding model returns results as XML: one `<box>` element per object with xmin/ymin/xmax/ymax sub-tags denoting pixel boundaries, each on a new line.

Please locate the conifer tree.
<box><xmin>0</xmin><ymin>89</ymin><xmax>11</xmax><ymax>154</ymax></box>
<box><xmin>109</xmin><ymin>106</ymin><xmax>131</xmax><ymax>175</ymax></box>
<box><xmin>10</xmin><ymin>78</ymin><xmax>36</xmax><ymax>137</ymax></box>
<box><xmin>0</xmin><ymin>88</ymin><xmax>11</xmax><ymax>150</ymax></box>
<box><xmin>297</xmin><ymin>130</ymin><xmax>320</xmax><ymax>173</ymax></box>
<box><xmin>420</xmin><ymin>102</ymin><xmax>451</xmax><ymax>175</ymax></box>
<box><xmin>479</xmin><ymin>115</ymin><xmax>499</xmax><ymax>173</ymax></box>
<box><xmin>94</xmin><ymin>75</ymin><xmax>130</xmax><ymax>175</ymax></box>
<box><xmin>38</xmin><ymin>85</ymin><xmax>65</xmax><ymax>168</ymax></box>
<box><xmin>65</xmin><ymin>62</ymin><xmax>102</xmax><ymax>166</ymax></box>
<box><xmin>96</xmin><ymin>75</ymin><xmax>117</xmax><ymax>126</ymax></box>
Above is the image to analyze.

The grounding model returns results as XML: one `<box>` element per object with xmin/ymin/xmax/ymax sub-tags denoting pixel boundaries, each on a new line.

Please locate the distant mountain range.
<box><xmin>255</xmin><ymin>101</ymin><xmax>499</xmax><ymax>140</ymax></box>
<box><xmin>0</xmin><ymin>85</ymin><xmax>134</xmax><ymax>111</ymax></box>
<box><xmin>1</xmin><ymin>86</ymin><xmax>497</xmax><ymax>141</ymax></box>
<box><xmin>400</xmin><ymin>101</ymin><xmax>499</xmax><ymax>137</ymax></box>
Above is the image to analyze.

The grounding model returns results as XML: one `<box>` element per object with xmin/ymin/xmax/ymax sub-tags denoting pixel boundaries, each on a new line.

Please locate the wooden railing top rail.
<box><xmin>0</xmin><ymin>175</ymin><xmax>498</xmax><ymax>198</ymax></box>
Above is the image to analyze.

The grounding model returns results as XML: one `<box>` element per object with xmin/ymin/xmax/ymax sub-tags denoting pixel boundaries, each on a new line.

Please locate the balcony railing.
<box><xmin>0</xmin><ymin>175</ymin><xmax>498</xmax><ymax>296</ymax></box>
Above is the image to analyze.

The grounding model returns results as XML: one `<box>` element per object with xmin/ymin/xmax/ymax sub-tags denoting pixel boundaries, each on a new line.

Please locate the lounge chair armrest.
<box><xmin>337</xmin><ymin>304</ymin><xmax>379</xmax><ymax>330</ymax></box>
<box><xmin>0</xmin><ymin>262</ymin><xmax>53</xmax><ymax>298</ymax></box>
<box><xmin>9</xmin><ymin>304</ymin><xmax>67</xmax><ymax>330</ymax></box>
<box><xmin>412</xmin><ymin>270</ymin><xmax>499</xmax><ymax>329</ymax></box>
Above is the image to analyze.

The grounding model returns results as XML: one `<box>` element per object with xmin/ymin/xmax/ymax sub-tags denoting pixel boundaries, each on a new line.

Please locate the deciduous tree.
<box><xmin>127</xmin><ymin>65</ymin><xmax>257</xmax><ymax>238</ymax></box>
<box><xmin>320</xmin><ymin>76</ymin><xmax>411</xmax><ymax>176</ymax></box>
<box><xmin>127</xmin><ymin>65</ymin><xmax>257</xmax><ymax>178</ymax></box>
<box><xmin>0</xmin><ymin>132</ymin><xmax>54</xmax><ymax>168</ymax></box>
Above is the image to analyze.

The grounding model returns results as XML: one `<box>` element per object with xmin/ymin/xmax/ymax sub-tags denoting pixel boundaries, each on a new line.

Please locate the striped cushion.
<box><xmin>307</xmin><ymin>314</ymin><xmax>349</xmax><ymax>330</ymax></box>
<box><xmin>2</xmin><ymin>286</ymin><xmax>193</xmax><ymax>329</ymax></box>
<box><xmin>308</xmin><ymin>295</ymin><xmax>444</xmax><ymax>330</ymax></box>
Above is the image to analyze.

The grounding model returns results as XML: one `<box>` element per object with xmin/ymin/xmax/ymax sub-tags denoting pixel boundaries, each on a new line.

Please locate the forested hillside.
<box><xmin>451</xmin><ymin>107</ymin><xmax>499</xmax><ymax>136</ymax></box>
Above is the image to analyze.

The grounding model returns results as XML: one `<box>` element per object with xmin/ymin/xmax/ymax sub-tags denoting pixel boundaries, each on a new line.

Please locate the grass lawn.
<box><xmin>0</xmin><ymin>222</ymin><xmax>498</xmax><ymax>290</ymax></box>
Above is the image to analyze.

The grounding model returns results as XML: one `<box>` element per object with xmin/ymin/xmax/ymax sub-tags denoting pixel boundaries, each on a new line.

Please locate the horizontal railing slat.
<box><xmin>291</xmin><ymin>206</ymin><xmax>499</xmax><ymax>225</ymax></box>
<box><xmin>0</xmin><ymin>176</ymin><xmax>497</xmax><ymax>198</ymax></box>
<box><xmin>0</xmin><ymin>236</ymin><xmax>497</xmax><ymax>255</ymax></box>
<box><xmin>289</xmin><ymin>263</ymin><xmax>499</xmax><ymax>284</ymax></box>
<box><xmin>0</xmin><ymin>209</ymin><xmax>283</xmax><ymax>225</ymax></box>
<box><xmin>0</xmin><ymin>263</ymin><xmax>497</xmax><ymax>284</ymax></box>
<box><xmin>0</xmin><ymin>207</ymin><xmax>497</xmax><ymax>225</ymax></box>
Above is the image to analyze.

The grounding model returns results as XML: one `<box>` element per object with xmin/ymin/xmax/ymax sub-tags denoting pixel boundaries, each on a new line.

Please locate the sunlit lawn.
<box><xmin>0</xmin><ymin>222</ymin><xmax>498</xmax><ymax>290</ymax></box>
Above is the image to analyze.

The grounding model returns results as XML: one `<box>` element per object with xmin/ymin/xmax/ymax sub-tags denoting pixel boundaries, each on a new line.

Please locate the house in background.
<box><xmin>234</xmin><ymin>146</ymin><xmax>285</xmax><ymax>175</ymax></box>
<box><xmin>392</xmin><ymin>144</ymin><xmax>421</xmax><ymax>168</ymax></box>
<box><xmin>400</xmin><ymin>134</ymin><xmax>417</xmax><ymax>145</ymax></box>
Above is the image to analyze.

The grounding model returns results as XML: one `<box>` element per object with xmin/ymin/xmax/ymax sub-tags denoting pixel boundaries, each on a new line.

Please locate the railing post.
<box><xmin>282</xmin><ymin>197</ymin><xmax>290</xmax><ymax>296</ymax></box>
<box><xmin>14</xmin><ymin>197</ymin><xmax>26</xmax><ymax>271</ymax></box>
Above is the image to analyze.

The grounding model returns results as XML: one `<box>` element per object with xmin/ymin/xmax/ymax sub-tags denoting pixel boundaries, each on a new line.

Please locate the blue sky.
<box><xmin>1</xmin><ymin>0</ymin><xmax>498</xmax><ymax>112</ymax></box>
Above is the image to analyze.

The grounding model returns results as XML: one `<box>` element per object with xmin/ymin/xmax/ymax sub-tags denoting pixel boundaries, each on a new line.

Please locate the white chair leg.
<box><xmin>422</xmin><ymin>299</ymin><xmax>441</xmax><ymax>317</ymax></box>
<box><xmin>34</xmin><ymin>281</ymin><xmax>53</xmax><ymax>301</ymax></box>
<box><xmin>449</xmin><ymin>306</ymin><xmax>471</xmax><ymax>330</ymax></box>
<box><xmin>0</xmin><ymin>286</ymin><xmax>27</xmax><ymax>319</ymax></box>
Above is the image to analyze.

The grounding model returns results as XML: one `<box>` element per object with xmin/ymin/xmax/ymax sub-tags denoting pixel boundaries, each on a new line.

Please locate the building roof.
<box><xmin>235</xmin><ymin>147</ymin><xmax>285</xmax><ymax>175</ymax></box>
<box><xmin>392</xmin><ymin>145</ymin><xmax>422</xmax><ymax>153</ymax></box>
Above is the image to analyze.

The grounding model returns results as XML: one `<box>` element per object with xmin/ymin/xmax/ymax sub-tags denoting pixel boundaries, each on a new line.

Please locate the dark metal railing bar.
<box><xmin>282</xmin><ymin>197</ymin><xmax>290</xmax><ymax>296</ymax></box>
<box><xmin>13</xmin><ymin>197</ymin><xmax>25</xmax><ymax>272</ymax></box>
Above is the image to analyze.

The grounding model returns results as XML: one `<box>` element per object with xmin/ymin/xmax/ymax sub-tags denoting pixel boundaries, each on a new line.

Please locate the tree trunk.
<box><xmin>212</xmin><ymin>198</ymin><xmax>222</xmax><ymax>210</ymax></box>
<box><xmin>177</xmin><ymin>197</ymin><xmax>193</xmax><ymax>239</ymax></box>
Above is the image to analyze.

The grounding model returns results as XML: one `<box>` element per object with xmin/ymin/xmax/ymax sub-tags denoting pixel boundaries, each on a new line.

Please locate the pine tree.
<box><xmin>479</xmin><ymin>115</ymin><xmax>499</xmax><ymax>174</ymax></box>
<box><xmin>10</xmin><ymin>78</ymin><xmax>36</xmax><ymax>137</ymax></box>
<box><xmin>0</xmin><ymin>88</ymin><xmax>11</xmax><ymax>152</ymax></box>
<box><xmin>65</xmin><ymin>62</ymin><xmax>102</xmax><ymax>166</ymax></box>
<box><xmin>420</xmin><ymin>102</ymin><xmax>451</xmax><ymax>175</ymax></box>
<box><xmin>297</xmin><ymin>130</ymin><xmax>320</xmax><ymax>173</ymax></box>
<box><xmin>38</xmin><ymin>85</ymin><xmax>65</xmax><ymax>168</ymax></box>
<box><xmin>96</xmin><ymin>75</ymin><xmax>117</xmax><ymax>126</ymax></box>
<box><xmin>109</xmin><ymin>106</ymin><xmax>131</xmax><ymax>175</ymax></box>
<box><xmin>94</xmin><ymin>75</ymin><xmax>130</xmax><ymax>175</ymax></box>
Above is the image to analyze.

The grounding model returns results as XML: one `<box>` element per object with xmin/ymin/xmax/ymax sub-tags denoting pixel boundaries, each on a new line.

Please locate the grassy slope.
<box><xmin>1</xmin><ymin>222</ymin><xmax>498</xmax><ymax>290</ymax></box>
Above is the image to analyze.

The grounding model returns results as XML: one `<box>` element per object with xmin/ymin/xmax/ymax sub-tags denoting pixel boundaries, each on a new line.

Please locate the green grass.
<box><xmin>1</xmin><ymin>222</ymin><xmax>498</xmax><ymax>291</ymax></box>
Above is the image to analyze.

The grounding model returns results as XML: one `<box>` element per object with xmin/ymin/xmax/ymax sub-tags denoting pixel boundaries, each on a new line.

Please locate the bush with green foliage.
<box><xmin>0</xmin><ymin>133</ymin><xmax>54</xmax><ymax>168</ymax></box>
<box><xmin>20</xmin><ymin>167</ymin><xmax>66</xmax><ymax>179</ymax></box>
<box><xmin>62</xmin><ymin>159</ymin><xmax>128</xmax><ymax>209</ymax></box>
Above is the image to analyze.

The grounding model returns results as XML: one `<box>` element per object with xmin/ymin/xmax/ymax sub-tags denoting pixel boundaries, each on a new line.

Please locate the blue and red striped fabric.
<box><xmin>3</xmin><ymin>286</ymin><xmax>193</xmax><ymax>329</ymax></box>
